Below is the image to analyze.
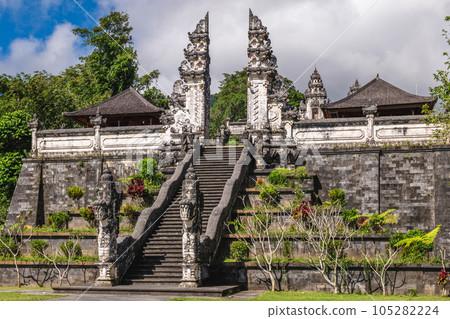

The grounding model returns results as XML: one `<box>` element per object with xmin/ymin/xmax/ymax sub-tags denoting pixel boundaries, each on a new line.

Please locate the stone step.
<box><xmin>53</xmin><ymin>285</ymin><xmax>241</xmax><ymax>297</ymax></box>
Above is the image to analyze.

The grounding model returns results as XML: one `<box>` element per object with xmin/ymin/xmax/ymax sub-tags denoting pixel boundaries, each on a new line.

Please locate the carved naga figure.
<box><xmin>93</xmin><ymin>168</ymin><xmax>121</xmax><ymax>286</ymax></box>
<box><xmin>179</xmin><ymin>165</ymin><xmax>202</xmax><ymax>287</ymax></box>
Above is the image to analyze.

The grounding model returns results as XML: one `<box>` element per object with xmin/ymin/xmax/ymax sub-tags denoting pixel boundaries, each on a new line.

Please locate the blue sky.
<box><xmin>0</xmin><ymin>0</ymin><xmax>449</xmax><ymax>100</ymax></box>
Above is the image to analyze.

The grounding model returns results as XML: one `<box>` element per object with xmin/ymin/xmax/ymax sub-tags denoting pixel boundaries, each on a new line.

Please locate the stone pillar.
<box><xmin>178</xmin><ymin>13</ymin><xmax>211</xmax><ymax>138</ymax></box>
<box><xmin>27</xmin><ymin>114</ymin><xmax>43</xmax><ymax>157</ymax></box>
<box><xmin>247</xmin><ymin>10</ymin><xmax>277</xmax><ymax>130</ymax></box>
<box><xmin>363</xmin><ymin>103</ymin><xmax>378</xmax><ymax>143</ymax></box>
<box><xmin>179</xmin><ymin>165</ymin><xmax>202</xmax><ymax>287</ymax></box>
<box><xmin>90</xmin><ymin>108</ymin><xmax>106</xmax><ymax>152</ymax></box>
<box><xmin>93</xmin><ymin>168</ymin><xmax>121</xmax><ymax>286</ymax></box>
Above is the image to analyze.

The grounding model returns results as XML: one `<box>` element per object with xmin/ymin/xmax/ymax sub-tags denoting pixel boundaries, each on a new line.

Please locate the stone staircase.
<box><xmin>121</xmin><ymin>145</ymin><xmax>242</xmax><ymax>286</ymax></box>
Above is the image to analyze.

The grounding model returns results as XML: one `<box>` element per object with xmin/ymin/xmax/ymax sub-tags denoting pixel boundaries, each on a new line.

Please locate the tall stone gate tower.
<box><xmin>176</xmin><ymin>13</ymin><xmax>211</xmax><ymax>138</ymax></box>
<box><xmin>246</xmin><ymin>9</ymin><xmax>278</xmax><ymax>130</ymax></box>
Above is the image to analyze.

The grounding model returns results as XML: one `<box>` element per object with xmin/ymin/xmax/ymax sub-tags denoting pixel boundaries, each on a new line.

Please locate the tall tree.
<box><xmin>73</xmin><ymin>11</ymin><xmax>138</xmax><ymax>96</ymax></box>
<box><xmin>209</xmin><ymin>68</ymin><xmax>305</xmax><ymax>136</ymax></box>
<box><xmin>423</xmin><ymin>16</ymin><xmax>450</xmax><ymax>143</ymax></box>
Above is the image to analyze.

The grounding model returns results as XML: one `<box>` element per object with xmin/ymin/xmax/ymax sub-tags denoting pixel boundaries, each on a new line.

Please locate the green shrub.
<box><xmin>252</xmin><ymin>212</ymin><xmax>273</xmax><ymax>233</ymax></box>
<box><xmin>268</xmin><ymin>169</ymin><xmax>288</xmax><ymax>187</ymax></box>
<box><xmin>122</xmin><ymin>203</ymin><xmax>140</xmax><ymax>223</ymax></box>
<box><xmin>282</xmin><ymin>239</ymin><xmax>293</xmax><ymax>259</ymax></box>
<box><xmin>60</xmin><ymin>241</ymin><xmax>82</xmax><ymax>259</ymax></box>
<box><xmin>79</xmin><ymin>207</ymin><xmax>96</xmax><ymax>227</ymax></box>
<box><xmin>230</xmin><ymin>241</ymin><xmax>249</xmax><ymax>261</ymax></box>
<box><xmin>30</xmin><ymin>239</ymin><xmax>49</xmax><ymax>257</ymax></box>
<box><xmin>328</xmin><ymin>188</ymin><xmax>346</xmax><ymax>207</ymax></box>
<box><xmin>0</xmin><ymin>236</ymin><xmax>17</xmax><ymax>257</ymax></box>
<box><xmin>340</xmin><ymin>208</ymin><xmax>359</xmax><ymax>225</ymax></box>
<box><xmin>258</xmin><ymin>185</ymin><xmax>279</xmax><ymax>206</ymax></box>
<box><xmin>67</xmin><ymin>186</ymin><xmax>84</xmax><ymax>201</ymax></box>
<box><xmin>46</xmin><ymin>212</ymin><xmax>72</xmax><ymax>230</ymax></box>
<box><xmin>226</xmin><ymin>135</ymin><xmax>240</xmax><ymax>146</ymax></box>
<box><xmin>390</xmin><ymin>228</ymin><xmax>437</xmax><ymax>263</ymax></box>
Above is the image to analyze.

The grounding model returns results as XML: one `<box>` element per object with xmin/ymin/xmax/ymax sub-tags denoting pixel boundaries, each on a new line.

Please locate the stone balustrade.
<box><xmin>34</xmin><ymin>125</ymin><xmax>169</xmax><ymax>157</ymax></box>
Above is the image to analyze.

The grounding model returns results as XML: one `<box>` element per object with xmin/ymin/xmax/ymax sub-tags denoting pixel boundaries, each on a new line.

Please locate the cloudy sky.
<box><xmin>0</xmin><ymin>0</ymin><xmax>448</xmax><ymax>101</ymax></box>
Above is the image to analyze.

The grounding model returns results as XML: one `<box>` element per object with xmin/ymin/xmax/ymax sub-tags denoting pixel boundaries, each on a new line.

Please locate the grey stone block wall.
<box><xmin>7</xmin><ymin>155</ymin><xmax>158</xmax><ymax>226</ymax></box>
<box><xmin>303</xmin><ymin>145</ymin><xmax>450</xmax><ymax>248</ymax></box>
<box><xmin>0</xmin><ymin>263</ymin><xmax>97</xmax><ymax>287</ymax></box>
<box><xmin>211</xmin><ymin>263</ymin><xmax>448</xmax><ymax>296</ymax></box>
<box><xmin>7</xmin><ymin>159</ymin><xmax>44</xmax><ymax>225</ymax></box>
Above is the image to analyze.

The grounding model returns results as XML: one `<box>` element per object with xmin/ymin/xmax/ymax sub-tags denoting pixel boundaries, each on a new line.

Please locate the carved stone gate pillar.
<box><xmin>27</xmin><ymin>114</ymin><xmax>43</xmax><ymax>157</ymax></box>
<box><xmin>93</xmin><ymin>168</ymin><xmax>122</xmax><ymax>286</ymax></box>
<box><xmin>179</xmin><ymin>165</ymin><xmax>202</xmax><ymax>287</ymax></box>
<box><xmin>90</xmin><ymin>108</ymin><xmax>106</xmax><ymax>152</ymax></box>
<box><xmin>363</xmin><ymin>103</ymin><xmax>377</xmax><ymax>143</ymax></box>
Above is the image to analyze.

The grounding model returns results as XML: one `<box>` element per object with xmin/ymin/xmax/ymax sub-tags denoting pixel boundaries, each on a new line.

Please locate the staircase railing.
<box><xmin>199</xmin><ymin>147</ymin><xmax>251</xmax><ymax>265</ymax></box>
<box><xmin>116</xmin><ymin>149</ymin><xmax>193</xmax><ymax>280</ymax></box>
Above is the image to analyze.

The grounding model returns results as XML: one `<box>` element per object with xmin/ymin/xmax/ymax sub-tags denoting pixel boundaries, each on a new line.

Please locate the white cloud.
<box><xmin>1</xmin><ymin>0</ymin><xmax>449</xmax><ymax>100</ymax></box>
<box><xmin>0</xmin><ymin>23</ymin><xmax>84</xmax><ymax>75</ymax></box>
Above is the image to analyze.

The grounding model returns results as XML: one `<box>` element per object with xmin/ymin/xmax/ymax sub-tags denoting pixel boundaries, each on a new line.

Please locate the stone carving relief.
<box><xmin>93</xmin><ymin>168</ymin><xmax>122</xmax><ymax>286</ymax></box>
<box><xmin>179</xmin><ymin>165</ymin><xmax>202</xmax><ymax>287</ymax></box>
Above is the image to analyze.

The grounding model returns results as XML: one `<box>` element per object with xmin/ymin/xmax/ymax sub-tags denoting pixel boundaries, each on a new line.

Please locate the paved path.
<box><xmin>6</xmin><ymin>288</ymin><xmax>265</xmax><ymax>301</ymax></box>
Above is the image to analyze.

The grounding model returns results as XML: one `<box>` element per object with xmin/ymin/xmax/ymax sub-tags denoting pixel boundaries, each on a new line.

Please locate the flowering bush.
<box><xmin>437</xmin><ymin>269</ymin><xmax>448</xmax><ymax>286</ymax></box>
<box><xmin>292</xmin><ymin>200</ymin><xmax>315</xmax><ymax>221</ymax></box>
<box><xmin>255</xmin><ymin>178</ymin><xmax>265</xmax><ymax>188</ymax></box>
<box><xmin>126</xmin><ymin>178</ymin><xmax>145</xmax><ymax>198</ymax></box>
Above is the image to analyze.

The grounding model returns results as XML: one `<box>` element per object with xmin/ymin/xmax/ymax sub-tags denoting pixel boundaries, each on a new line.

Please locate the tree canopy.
<box><xmin>73</xmin><ymin>11</ymin><xmax>138</xmax><ymax>96</ymax></box>
<box><xmin>423</xmin><ymin>16</ymin><xmax>450</xmax><ymax>143</ymax></box>
<box><xmin>0</xmin><ymin>11</ymin><xmax>168</xmax><ymax>211</ymax></box>
<box><xmin>209</xmin><ymin>68</ymin><xmax>305</xmax><ymax>136</ymax></box>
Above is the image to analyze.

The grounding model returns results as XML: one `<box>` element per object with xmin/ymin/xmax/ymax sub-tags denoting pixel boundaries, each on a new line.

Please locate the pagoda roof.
<box><xmin>324</xmin><ymin>75</ymin><xmax>436</xmax><ymax>110</ymax></box>
<box><xmin>64</xmin><ymin>87</ymin><xmax>163</xmax><ymax>119</ymax></box>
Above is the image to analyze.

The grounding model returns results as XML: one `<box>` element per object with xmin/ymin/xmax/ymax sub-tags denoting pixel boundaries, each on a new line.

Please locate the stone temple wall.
<box><xmin>7</xmin><ymin>154</ymin><xmax>173</xmax><ymax>226</ymax></box>
<box><xmin>304</xmin><ymin>145</ymin><xmax>450</xmax><ymax>247</ymax></box>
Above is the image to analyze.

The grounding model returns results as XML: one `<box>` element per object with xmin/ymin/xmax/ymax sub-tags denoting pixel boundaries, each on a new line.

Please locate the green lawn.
<box><xmin>171</xmin><ymin>291</ymin><xmax>450</xmax><ymax>301</ymax></box>
<box><xmin>0</xmin><ymin>286</ymin><xmax>51</xmax><ymax>290</ymax></box>
<box><xmin>0</xmin><ymin>292</ymin><xmax>64</xmax><ymax>301</ymax></box>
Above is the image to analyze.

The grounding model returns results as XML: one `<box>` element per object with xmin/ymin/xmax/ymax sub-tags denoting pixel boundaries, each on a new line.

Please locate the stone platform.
<box><xmin>52</xmin><ymin>284</ymin><xmax>240</xmax><ymax>297</ymax></box>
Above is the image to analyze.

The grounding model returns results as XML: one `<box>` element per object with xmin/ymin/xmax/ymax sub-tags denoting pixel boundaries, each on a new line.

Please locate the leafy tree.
<box><xmin>135</xmin><ymin>71</ymin><xmax>168</xmax><ymax>109</ymax></box>
<box><xmin>0</xmin><ymin>152</ymin><xmax>24</xmax><ymax>200</ymax></box>
<box><xmin>73</xmin><ymin>11</ymin><xmax>138</xmax><ymax>96</ymax></box>
<box><xmin>210</xmin><ymin>69</ymin><xmax>248</xmax><ymax>136</ymax></box>
<box><xmin>423</xmin><ymin>16</ymin><xmax>450</xmax><ymax>143</ymax></box>
<box><xmin>209</xmin><ymin>68</ymin><xmax>305</xmax><ymax>136</ymax></box>
<box><xmin>0</xmin><ymin>111</ymin><xmax>31</xmax><ymax>153</ymax></box>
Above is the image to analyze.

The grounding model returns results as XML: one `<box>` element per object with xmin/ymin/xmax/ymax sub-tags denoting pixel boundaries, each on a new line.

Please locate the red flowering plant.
<box><xmin>292</xmin><ymin>200</ymin><xmax>315</xmax><ymax>222</ymax></box>
<box><xmin>126</xmin><ymin>177</ymin><xmax>145</xmax><ymax>199</ymax></box>
<box><xmin>437</xmin><ymin>269</ymin><xmax>448</xmax><ymax>287</ymax></box>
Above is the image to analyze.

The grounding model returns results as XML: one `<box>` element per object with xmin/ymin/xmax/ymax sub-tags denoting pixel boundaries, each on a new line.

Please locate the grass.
<box><xmin>171</xmin><ymin>291</ymin><xmax>450</xmax><ymax>301</ymax></box>
<box><xmin>0</xmin><ymin>286</ymin><xmax>51</xmax><ymax>290</ymax></box>
<box><xmin>0</xmin><ymin>291</ymin><xmax>64</xmax><ymax>301</ymax></box>
<box><xmin>0</xmin><ymin>286</ymin><xmax>64</xmax><ymax>301</ymax></box>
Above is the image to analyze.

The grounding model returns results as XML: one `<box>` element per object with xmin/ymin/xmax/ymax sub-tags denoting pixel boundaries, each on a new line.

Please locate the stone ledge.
<box><xmin>217</xmin><ymin>261</ymin><xmax>449</xmax><ymax>271</ymax></box>
<box><xmin>0</xmin><ymin>261</ymin><xmax>97</xmax><ymax>266</ymax></box>
<box><xmin>222</xmin><ymin>233</ymin><xmax>392</xmax><ymax>240</ymax></box>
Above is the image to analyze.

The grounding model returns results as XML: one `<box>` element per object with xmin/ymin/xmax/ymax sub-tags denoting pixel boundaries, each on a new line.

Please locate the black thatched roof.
<box><xmin>325</xmin><ymin>76</ymin><xmax>436</xmax><ymax>110</ymax></box>
<box><xmin>64</xmin><ymin>87</ymin><xmax>163</xmax><ymax>118</ymax></box>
